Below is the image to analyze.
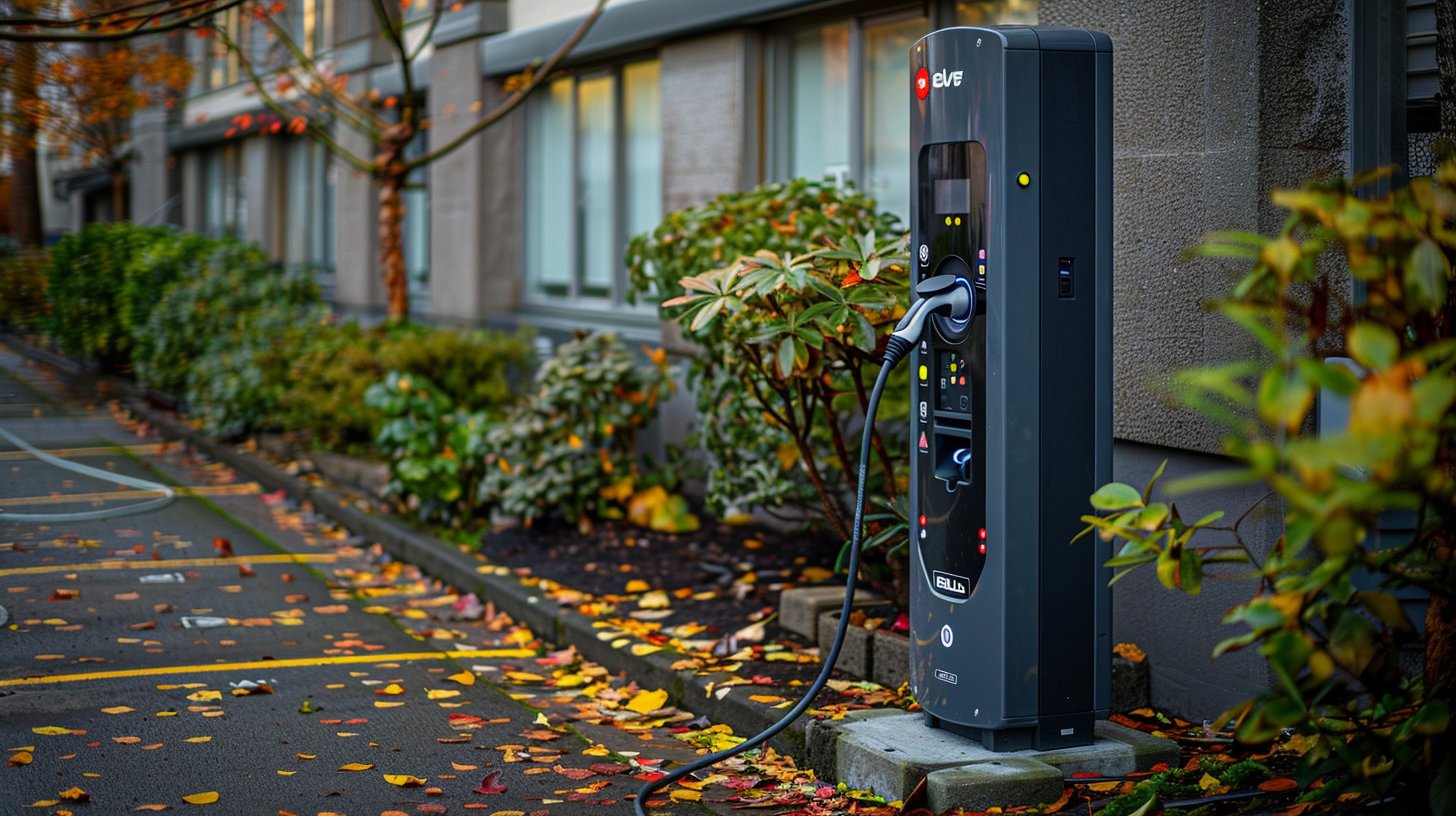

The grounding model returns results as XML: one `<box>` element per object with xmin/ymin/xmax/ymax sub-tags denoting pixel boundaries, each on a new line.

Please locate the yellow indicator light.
<box><xmin>949</xmin><ymin>363</ymin><xmax>957</xmax><ymax>373</ymax></box>
<box><xmin>1017</xmin><ymin>172</ymin><xmax>1031</xmax><ymax>187</ymax></box>
<box><xmin>918</xmin><ymin>365</ymin><xmax>928</xmax><ymax>381</ymax></box>
<box><xmin>979</xmin><ymin>264</ymin><xmax>986</xmax><ymax>275</ymax></box>
<box><xmin>943</xmin><ymin>216</ymin><xmax>952</xmax><ymax>226</ymax></box>
<box><xmin>954</xmin><ymin>217</ymin><xmax>962</xmax><ymax>226</ymax></box>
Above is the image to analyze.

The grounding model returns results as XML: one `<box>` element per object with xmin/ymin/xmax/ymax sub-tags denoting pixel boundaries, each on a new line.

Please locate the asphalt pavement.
<box><xmin>0</xmin><ymin>347</ymin><xmax>723</xmax><ymax>816</ymax></box>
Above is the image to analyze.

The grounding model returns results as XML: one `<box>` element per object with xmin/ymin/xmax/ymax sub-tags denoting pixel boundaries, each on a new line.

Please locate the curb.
<box><xmin>0</xmin><ymin>333</ymin><xmax>817</xmax><ymax>757</ymax></box>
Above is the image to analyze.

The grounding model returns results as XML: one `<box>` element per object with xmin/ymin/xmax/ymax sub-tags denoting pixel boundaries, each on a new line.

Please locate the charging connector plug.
<box><xmin>884</xmin><ymin>275</ymin><xmax>976</xmax><ymax>366</ymax></box>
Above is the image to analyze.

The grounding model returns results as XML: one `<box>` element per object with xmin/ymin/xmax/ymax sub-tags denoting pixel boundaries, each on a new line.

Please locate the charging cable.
<box><xmin>634</xmin><ymin>275</ymin><xmax>975</xmax><ymax>814</ymax></box>
<box><xmin>0</xmin><ymin>425</ymin><xmax>176</xmax><ymax>523</ymax></box>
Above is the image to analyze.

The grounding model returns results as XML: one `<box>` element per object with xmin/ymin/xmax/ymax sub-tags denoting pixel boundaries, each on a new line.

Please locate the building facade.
<box><xmin>95</xmin><ymin>0</ymin><xmax>1438</xmax><ymax>718</ymax></box>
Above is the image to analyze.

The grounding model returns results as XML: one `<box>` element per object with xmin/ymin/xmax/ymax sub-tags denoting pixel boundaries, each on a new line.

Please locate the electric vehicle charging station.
<box><xmin>908</xmin><ymin>26</ymin><xmax>1114</xmax><ymax>751</ymax></box>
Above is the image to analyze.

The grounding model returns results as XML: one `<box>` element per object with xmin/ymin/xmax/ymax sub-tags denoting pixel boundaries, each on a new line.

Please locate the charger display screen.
<box><xmin>934</xmin><ymin>179</ymin><xmax>970</xmax><ymax>214</ymax></box>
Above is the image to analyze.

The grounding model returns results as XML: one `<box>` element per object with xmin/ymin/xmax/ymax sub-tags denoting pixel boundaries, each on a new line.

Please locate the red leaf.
<box><xmin>473</xmin><ymin>771</ymin><xmax>507</xmax><ymax>795</ymax></box>
<box><xmin>552</xmin><ymin>765</ymin><xmax>597</xmax><ymax>781</ymax></box>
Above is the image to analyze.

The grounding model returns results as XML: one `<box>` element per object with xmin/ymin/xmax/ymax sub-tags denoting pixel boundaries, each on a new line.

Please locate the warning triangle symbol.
<box><xmin>918</xmin><ymin>431</ymin><xmax>928</xmax><ymax>451</ymax></box>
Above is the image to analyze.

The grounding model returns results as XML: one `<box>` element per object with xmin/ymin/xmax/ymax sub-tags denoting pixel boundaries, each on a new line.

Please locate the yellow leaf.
<box><xmin>1199</xmin><ymin>773</ymin><xmax>1224</xmax><ymax>793</ymax></box>
<box><xmin>276</xmin><ymin>770</ymin><xmax>296</xmax><ymax>776</ymax></box>
<box><xmin>32</xmin><ymin>726</ymin><xmax>74</xmax><ymax>736</ymax></box>
<box><xmin>29</xmin><ymin>800</ymin><xmax>60</xmax><ymax>808</ymax></box>
<box><xmin>186</xmin><ymin>690</ymin><xmax>221</xmax><ymax>702</ymax></box>
<box><xmin>337</xmin><ymin>763</ymin><xmax>374</xmax><ymax>771</ymax></box>
<box><xmin>630</xmin><ymin>644</ymin><xmax>662</xmax><ymax>657</ymax></box>
<box><xmin>374</xmin><ymin>701</ymin><xmax>405</xmax><ymax>708</ymax></box>
<box><xmin>669</xmin><ymin>789</ymin><xmax>702</xmax><ymax>802</ymax></box>
<box><xmin>295</xmin><ymin>753</ymin><xmax>316</xmax><ymax>760</ymax></box>
<box><xmin>181</xmin><ymin>791</ymin><xmax>219</xmax><ymax>805</ymax></box>
<box><xmin>9</xmin><ymin>750</ymin><xmax>34</xmax><ymax>766</ymax></box>
<box><xmin>56</xmin><ymin>787</ymin><xmax>89</xmax><ymax>802</ymax></box>
<box><xmin>637</xmin><ymin>591</ymin><xmax>670</xmax><ymax>610</ymax></box>
<box><xmin>447</xmin><ymin>671</ymin><xmax>475</xmax><ymax>686</ymax></box>
<box><xmin>776</xmin><ymin>442</ymin><xmax>800</xmax><ymax>471</ymax></box>
<box><xmin>625</xmin><ymin>689</ymin><xmax>669</xmax><ymax>714</ymax></box>
<box><xmin>624</xmin><ymin>579</ymin><xmax>650</xmax><ymax>594</ymax></box>
<box><xmin>505</xmin><ymin>672</ymin><xmax>545</xmax><ymax>683</ymax></box>
<box><xmin>376</xmin><ymin>683</ymin><xmax>405</xmax><ymax>696</ymax></box>
<box><xmin>383</xmin><ymin>774</ymin><xmax>427</xmax><ymax>787</ymax></box>
<box><xmin>101</xmin><ymin>706</ymin><xmax>135</xmax><ymax>715</ymax></box>
<box><xmin>183</xmin><ymin>736</ymin><xmax>211</xmax><ymax>743</ymax></box>
<box><xmin>426</xmin><ymin>689</ymin><xmax>460</xmax><ymax>700</ymax></box>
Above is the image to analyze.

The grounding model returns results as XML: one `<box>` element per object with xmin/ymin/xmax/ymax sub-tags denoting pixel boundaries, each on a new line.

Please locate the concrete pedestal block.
<box><xmin>927</xmin><ymin>757</ymin><xmax>1065</xmax><ymax>812</ymax></box>
<box><xmin>779</xmin><ymin>586</ymin><xmax>879</xmax><ymax>640</ymax></box>
<box><xmin>818</xmin><ymin>612</ymin><xmax>874</xmax><ymax>680</ymax></box>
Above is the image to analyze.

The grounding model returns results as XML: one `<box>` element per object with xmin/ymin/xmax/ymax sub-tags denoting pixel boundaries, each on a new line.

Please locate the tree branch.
<box><xmin>405</xmin><ymin>0</ymin><xmax>607</xmax><ymax>171</ymax></box>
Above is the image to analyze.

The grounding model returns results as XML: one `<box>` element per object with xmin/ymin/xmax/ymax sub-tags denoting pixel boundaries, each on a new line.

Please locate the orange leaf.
<box><xmin>1259</xmin><ymin>778</ymin><xmax>1300</xmax><ymax>793</ymax></box>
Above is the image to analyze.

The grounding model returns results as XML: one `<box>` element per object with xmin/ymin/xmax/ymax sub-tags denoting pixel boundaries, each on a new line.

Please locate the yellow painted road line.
<box><xmin>0</xmin><ymin>649</ymin><xmax>539</xmax><ymax>687</ymax></box>
<box><xmin>0</xmin><ymin>552</ymin><xmax>341</xmax><ymax>578</ymax></box>
<box><xmin>0</xmin><ymin>443</ymin><xmax>167</xmax><ymax>461</ymax></box>
<box><xmin>0</xmin><ymin>482</ymin><xmax>261</xmax><ymax>508</ymax></box>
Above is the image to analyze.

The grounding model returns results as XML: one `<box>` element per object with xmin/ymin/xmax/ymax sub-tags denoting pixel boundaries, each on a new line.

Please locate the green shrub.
<box><xmin>274</xmin><ymin>322</ymin><xmax>534</xmax><ymax>452</ymax></box>
<box><xmin>135</xmin><ymin>241</ymin><xmax>324</xmax><ymax>437</ymax></box>
<box><xmin>626</xmin><ymin>179</ymin><xmax>908</xmax><ymax>527</ymax></box>
<box><xmin>478</xmin><ymin>332</ymin><xmax>678</xmax><ymax>528</ymax></box>
<box><xmin>364</xmin><ymin>371</ymin><xmax>491</xmax><ymax>524</ymax></box>
<box><xmin>628</xmin><ymin>178</ymin><xmax>909</xmax><ymax>601</ymax></box>
<box><xmin>1081</xmin><ymin>162</ymin><xmax>1456</xmax><ymax>810</ymax></box>
<box><xmin>45</xmin><ymin>222</ymin><xmax>176</xmax><ymax>367</ymax></box>
<box><xmin>0</xmin><ymin>249</ymin><xmax>49</xmax><ymax>330</ymax></box>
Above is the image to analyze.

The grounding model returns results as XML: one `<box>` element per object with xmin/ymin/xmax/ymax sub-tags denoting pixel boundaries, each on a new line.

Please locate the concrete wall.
<box><xmin>428</xmin><ymin>39</ymin><xmax>524</xmax><ymax>322</ymax></box>
<box><xmin>508</xmin><ymin>0</ymin><xmax>605</xmax><ymax>31</ymax></box>
<box><xmin>331</xmin><ymin>82</ymin><xmax>384</xmax><ymax>314</ymax></box>
<box><xmin>1035</xmin><ymin>0</ymin><xmax>1353</xmax><ymax>717</ymax></box>
<box><xmin>128</xmin><ymin>107</ymin><xmax>175</xmax><ymax>226</ymax></box>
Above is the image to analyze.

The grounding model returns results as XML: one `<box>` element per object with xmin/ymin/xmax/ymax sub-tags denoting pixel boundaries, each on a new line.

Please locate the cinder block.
<box><xmin>1093</xmin><ymin>720</ymin><xmax>1180</xmax><ymax>770</ymax></box>
<box><xmin>779</xmin><ymin>586</ymin><xmax>879</xmax><ymax>640</ymax></box>
<box><xmin>927</xmin><ymin>758</ymin><xmax>1065</xmax><ymax>812</ymax></box>
<box><xmin>871</xmin><ymin>630</ymin><xmax>910</xmax><ymax>690</ymax></box>
<box><xmin>1111</xmin><ymin>655</ymin><xmax>1150</xmax><ymax>711</ymax></box>
<box><xmin>818</xmin><ymin>612</ymin><xmax>874</xmax><ymax>680</ymax></box>
<box><xmin>804</xmin><ymin>708</ymin><xmax>907</xmax><ymax>783</ymax></box>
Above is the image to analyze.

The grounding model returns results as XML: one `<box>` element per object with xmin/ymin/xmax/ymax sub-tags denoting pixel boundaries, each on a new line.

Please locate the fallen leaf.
<box><xmin>375</xmin><ymin>683</ymin><xmax>405</xmax><ymax>696</ymax></box>
<box><xmin>426</xmin><ymin>689</ymin><xmax>460</xmax><ymax>700</ymax></box>
<box><xmin>102</xmin><ymin>706</ymin><xmax>135</xmax><ymax>715</ymax></box>
<box><xmin>337</xmin><ymin>763</ymin><xmax>374</xmax><ymax>771</ymax></box>
<box><xmin>9</xmin><ymin>751</ymin><xmax>33</xmax><ymax>766</ymax></box>
<box><xmin>624</xmin><ymin>688</ymin><xmax>669</xmax><ymax>714</ymax></box>
<box><xmin>383</xmin><ymin>774</ymin><xmax>427</xmax><ymax>787</ymax></box>
<box><xmin>32</xmin><ymin>726</ymin><xmax>76</xmax><ymax>736</ymax></box>
<box><xmin>183</xmin><ymin>736</ymin><xmax>211</xmax><ymax>743</ymax></box>
<box><xmin>1259</xmin><ymin>778</ymin><xmax>1300</xmax><ymax>792</ymax></box>
<box><xmin>133</xmin><ymin>806</ymin><xmax>171</xmax><ymax>811</ymax></box>
<box><xmin>552</xmin><ymin>765</ymin><xmax>597</xmax><ymax>780</ymax></box>
<box><xmin>181</xmin><ymin>791</ymin><xmax>218</xmax><ymax>804</ymax></box>
<box><xmin>447</xmin><ymin>671</ymin><xmax>475</xmax><ymax>686</ymax></box>
<box><xmin>295</xmin><ymin>753</ymin><xmax>316</xmax><ymax>760</ymax></box>
<box><xmin>473</xmin><ymin>771</ymin><xmax>507</xmax><ymax>794</ymax></box>
<box><xmin>112</xmin><ymin>736</ymin><xmax>142</xmax><ymax>744</ymax></box>
<box><xmin>58</xmin><ymin>787</ymin><xmax>90</xmax><ymax>802</ymax></box>
<box><xmin>276</xmin><ymin>770</ymin><xmax>296</xmax><ymax>776</ymax></box>
<box><xmin>451</xmin><ymin>762</ymin><xmax>478</xmax><ymax>771</ymax></box>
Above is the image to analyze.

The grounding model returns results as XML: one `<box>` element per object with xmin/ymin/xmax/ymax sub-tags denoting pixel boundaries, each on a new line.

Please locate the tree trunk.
<box><xmin>111</xmin><ymin>169</ymin><xmax>127</xmax><ymax>222</ymax></box>
<box><xmin>379</xmin><ymin>173</ymin><xmax>407</xmax><ymax>321</ymax></box>
<box><xmin>8</xmin><ymin>40</ymin><xmax>43</xmax><ymax>247</ymax></box>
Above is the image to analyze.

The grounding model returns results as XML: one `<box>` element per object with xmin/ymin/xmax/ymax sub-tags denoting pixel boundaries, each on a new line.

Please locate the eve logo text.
<box><xmin>931</xmin><ymin>68</ymin><xmax>964</xmax><ymax>89</ymax></box>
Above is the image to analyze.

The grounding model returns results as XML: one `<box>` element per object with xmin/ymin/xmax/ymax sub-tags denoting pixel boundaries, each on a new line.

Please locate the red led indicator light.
<box><xmin>979</xmin><ymin>542</ymin><xmax>987</xmax><ymax>555</ymax></box>
<box><xmin>978</xmin><ymin>527</ymin><xmax>987</xmax><ymax>540</ymax></box>
<box><xmin>919</xmin><ymin>515</ymin><xmax>927</xmax><ymax>527</ymax></box>
<box><xmin>914</xmin><ymin>67</ymin><xmax>930</xmax><ymax>100</ymax></box>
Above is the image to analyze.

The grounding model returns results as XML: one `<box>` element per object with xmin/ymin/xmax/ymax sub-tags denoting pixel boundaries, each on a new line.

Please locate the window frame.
<box><xmin>521</xmin><ymin>53</ymin><xmax>661</xmax><ymax>320</ymax></box>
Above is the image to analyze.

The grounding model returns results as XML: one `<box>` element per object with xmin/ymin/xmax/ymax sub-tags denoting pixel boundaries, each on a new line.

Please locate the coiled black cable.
<box><xmin>633</xmin><ymin>355</ymin><xmax>902</xmax><ymax>815</ymax></box>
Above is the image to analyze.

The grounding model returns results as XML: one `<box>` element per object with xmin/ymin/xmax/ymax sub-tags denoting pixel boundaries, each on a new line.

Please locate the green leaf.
<box><xmin>776</xmin><ymin>336</ymin><xmax>796</xmax><ymax>378</ymax></box>
<box><xmin>1347</xmin><ymin>322</ymin><xmax>1399</xmax><ymax>371</ymax></box>
<box><xmin>1156</xmin><ymin>544</ymin><xmax>1179</xmax><ymax>590</ymax></box>
<box><xmin>1328</xmin><ymin>608</ymin><xmax>1378</xmax><ymax>676</ymax></box>
<box><xmin>1089</xmin><ymin>482</ymin><xmax>1144</xmax><ymax>511</ymax></box>
<box><xmin>1413</xmin><ymin>375</ymin><xmax>1456</xmax><ymax>423</ymax></box>
<box><xmin>1257</xmin><ymin>367</ymin><xmax>1314</xmax><ymax>431</ymax></box>
<box><xmin>1356</xmin><ymin>591</ymin><xmax>1414</xmax><ymax>634</ymax></box>
<box><xmin>1141</xmin><ymin>460</ymin><xmax>1167</xmax><ymax>505</ymax></box>
<box><xmin>1404</xmin><ymin>238</ymin><xmax>1449</xmax><ymax>313</ymax></box>
<box><xmin>1178</xmin><ymin>546</ymin><xmax>1201</xmax><ymax>595</ymax></box>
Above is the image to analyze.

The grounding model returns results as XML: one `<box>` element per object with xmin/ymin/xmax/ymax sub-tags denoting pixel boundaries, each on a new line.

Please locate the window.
<box><xmin>291</xmin><ymin>0</ymin><xmax>334</xmax><ymax>57</ymax></box>
<box><xmin>525</xmin><ymin>58</ymin><xmax>661</xmax><ymax>304</ymax></box>
<box><xmin>772</xmin><ymin>2</ymin><xmax>1036</xmax><ymax>223</ymax></box>
<box><xmin>202</xmin><ymin>144</ymin><xmax>246</xmax><ymax>239</ymax></box>
<box><xmin>284</xmin><ymin>139</ymin><xmax>335</xmax><ymax>275</ymax></box>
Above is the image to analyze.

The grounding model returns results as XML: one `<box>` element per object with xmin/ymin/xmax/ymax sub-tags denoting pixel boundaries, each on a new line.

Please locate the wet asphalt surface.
<box><xmin>0</xmin><ymin>346</ymin><xmax>724</xmax><ymax>816</ymax></box>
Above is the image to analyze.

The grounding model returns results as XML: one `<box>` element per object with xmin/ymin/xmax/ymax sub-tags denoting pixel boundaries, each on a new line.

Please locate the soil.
<box><xmin>478</xmin><ymin>519</ymin><xmax>842</xmax><ymax>649</ymax></box>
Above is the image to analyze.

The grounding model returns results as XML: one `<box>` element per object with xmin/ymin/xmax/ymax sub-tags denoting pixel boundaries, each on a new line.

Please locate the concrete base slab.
<box><xmin>826</xmin><ymin>713</ymin><xmax>1179</xmax><ymax>807</ymax></box>
<box><xmin>927</xmin><ymin>757</ymin><xmax>1065</xmax><ymax>813</ymax></box>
